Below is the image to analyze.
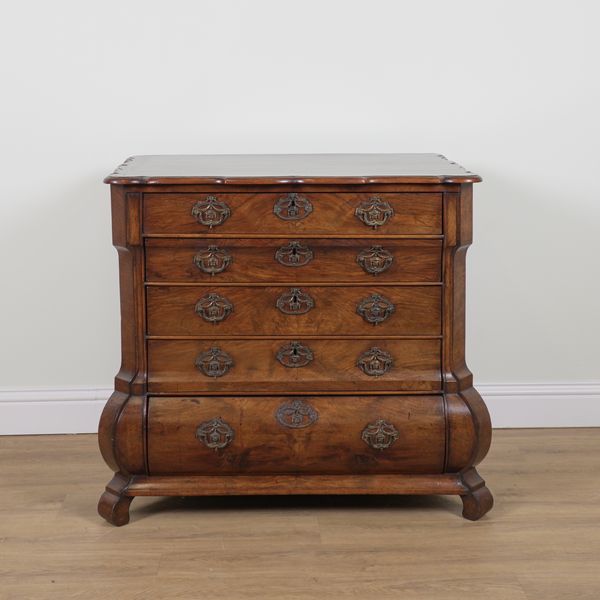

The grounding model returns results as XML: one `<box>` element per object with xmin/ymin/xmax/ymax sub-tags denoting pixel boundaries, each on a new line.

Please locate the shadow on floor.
<box><xmin>132</xmin><ymin>493</ymin><xmax>460</xmax><ymax>519</ymax></box>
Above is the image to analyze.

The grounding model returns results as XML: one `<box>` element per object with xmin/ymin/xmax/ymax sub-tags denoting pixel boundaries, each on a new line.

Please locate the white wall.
<box><xmin>1</xmin><ymin>0</ymin><xmax>599</xmax><ymax>432</ymax></box>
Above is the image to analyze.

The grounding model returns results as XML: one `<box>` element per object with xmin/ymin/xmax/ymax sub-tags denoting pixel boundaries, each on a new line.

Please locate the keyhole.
<box><xmin>290</xmin><ymin>291</ymin><xmax>300</xmax><ymax>309</ymax></box>
<box><xmin>288</xmin><ymin>199</ymin><xmax>299</xmax><ymax>217</ymax></box>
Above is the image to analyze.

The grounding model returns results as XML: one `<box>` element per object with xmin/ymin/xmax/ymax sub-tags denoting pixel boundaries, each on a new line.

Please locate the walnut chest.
<box><xmin>98</xmin><ymin>153</ymin><xmax>492</xmax><ymax>525</ymax></box>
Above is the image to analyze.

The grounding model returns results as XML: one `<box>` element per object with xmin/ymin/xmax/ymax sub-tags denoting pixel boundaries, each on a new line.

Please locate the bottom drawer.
<box><xmin>148</xmin><ymin>395</ymin><xmax>446</xmax><ymax>475</ymax></box>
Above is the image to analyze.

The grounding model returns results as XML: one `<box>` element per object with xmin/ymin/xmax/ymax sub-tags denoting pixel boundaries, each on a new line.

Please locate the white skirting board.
<box><xmin>0</xmin><ymin>383</ymin><xmax>599</xmax><ymax>435</ymax></box>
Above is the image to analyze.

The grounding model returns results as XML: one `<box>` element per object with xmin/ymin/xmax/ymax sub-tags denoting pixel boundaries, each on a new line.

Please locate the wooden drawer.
<box><xmin>147</xmin><ymin>338</ymin><xmax>441</xmax><ymax>393</ymax></box>
<box><xmin>147</xmin><ymin>285</ymin><xmax>441</xmax><ymax>337</ymax></box>
<box><xmin>147</xmin><ymin>395</ymin><xmax>446</xmax><ymax>475</ymax></box>
<box><xmin>143</xmin><ymin>192</ymin><xmax>442</xmax><ymax>235</ymax></box>
<box><xmin>145</xmin><ymin>238</ymin><xmax>442</xmax><ymax>283</ymax></box>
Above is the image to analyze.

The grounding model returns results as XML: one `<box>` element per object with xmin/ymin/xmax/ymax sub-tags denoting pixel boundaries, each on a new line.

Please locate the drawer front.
<box><xmin>147</xmin><ymin>338</ymin><xmax>441</xmax><ymax>393</ymax></box>
<box><xmin>147</xmin><ymin>395</ymin><xmax>446</xmax><ymax>475</ymax></box>
<box><xmin>147</xmin><ymin>285</ymin><xmax>441</xmax><ymax>336</ymax></box>
<box><xmin>143</xmin><ymin>192</ymin><xmax>442</xmax><ymax>235</ymax></box>
<box><xmin>145</xmin><ymin>238</ymin><xmax>442</xmax><ymax>283</ymax></box>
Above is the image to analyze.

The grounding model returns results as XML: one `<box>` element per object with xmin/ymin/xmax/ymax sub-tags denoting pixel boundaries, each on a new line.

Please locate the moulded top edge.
<box><xmin>104</xmin><ymin>154</ymin><xmax>482</xmax><ymax>185</ymax></box>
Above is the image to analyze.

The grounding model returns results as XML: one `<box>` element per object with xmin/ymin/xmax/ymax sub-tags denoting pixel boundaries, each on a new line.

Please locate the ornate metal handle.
<box><xmin>191</xmin><ymin>196</ymin><xmax>231</xmax><ymax>228</ymax></box>
<box><xmin>276</xmin><ymin>288</ymin><xmax>314</xmax><ymax>315</ymax></box>
<box><xmin>276</xmin><ymin>399</ymin><xmax>319</xmax><ymax>428</ymax></box>
<box><xmin>274</xmin><ymin>193</ymin><xmax>313</xmax><ymax>221</ymax></box>
<box><xmin>361</xmin><ymin>419</ymin><xmax>399</xmax><ymax>450</ymax></box>
<box><xmin>196</xmin><ymin>417</ymin><xmax>235</xmax><ymax>450</ymax></box>
<box><xmin>276</xmin><ymin>341</ymin><xmax>314</xmax><ymax>368</ymax></box>
<box><xmin>357</xmin><ymin>347</ymin><xmax>393</xmax><ymax>376</ymax></box>
<box><xmin>275</xmin><ymin>241</ymin><xmax>314</xmax><ymax>267</ymax></box>
<box><xmin>356</xmin><ymin>246</ymin><xmax>394</xmax><ymax>275</ymax></box>
<box><xmin>195</xmin><ymin>346</ymin><xmax>234</xmax><ymax>377</ymax></box>
<box><xmin>193</xmin><ymin>245</ymin><xmax>232</xmax><ymax>275</ymax></box>
<box><xmin>356</xmin><ymin>293</ymin><xmax>395</xmax><ymax>324</ymax></box>
<box><xmin>195</xmin><ymin>293</ymin><xmax>233</xmax><ymax>323</ymax></box>
<box><xmin>355</xmin><ymin>197</ymin><xmax>394</xmax><ymax>228</ymax></box>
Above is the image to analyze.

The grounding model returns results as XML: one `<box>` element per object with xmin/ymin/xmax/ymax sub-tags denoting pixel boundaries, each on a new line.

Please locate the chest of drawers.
<box><xmin>98</xmin><ymin>154</ymin><xmax>492</xmax><ymax>526</ymax></box>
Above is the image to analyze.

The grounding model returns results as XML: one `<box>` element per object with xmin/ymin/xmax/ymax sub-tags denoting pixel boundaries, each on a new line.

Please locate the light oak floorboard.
<box><xmin>0</xmin><ymin>429</ymin><xmax>599</xmax><ymax>599</ymax></box>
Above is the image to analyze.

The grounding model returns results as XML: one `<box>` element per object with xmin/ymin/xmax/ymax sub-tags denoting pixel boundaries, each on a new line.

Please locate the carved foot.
<box><xmin>459</xmin><ymin>467</ymin><xmax>494</xmax><ymax>521</ymax></box>
<box><xmin>98</xmin><ymin>474</ymin><xmax>134</xmax><ymax>526</ymax></box>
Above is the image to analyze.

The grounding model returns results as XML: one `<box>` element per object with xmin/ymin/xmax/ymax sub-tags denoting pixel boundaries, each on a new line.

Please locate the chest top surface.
<box><xmin>104</xmin><ymin>153</ymin><xmax>481</xmax><ymax>185</ymax></box>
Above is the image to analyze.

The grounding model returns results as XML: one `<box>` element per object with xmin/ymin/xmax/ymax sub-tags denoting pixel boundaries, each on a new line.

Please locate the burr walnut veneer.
<box><xmin>98</xmin><ymin>154</ymin><xmax>492</xmax><ymax>526</ymax></box>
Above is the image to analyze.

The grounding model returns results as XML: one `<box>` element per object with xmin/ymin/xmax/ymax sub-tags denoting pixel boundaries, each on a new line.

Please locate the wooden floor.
<box><xmin>1</xmin><ymin>429</ymin><xmax>599</xmax><ymax>599</ymax></box>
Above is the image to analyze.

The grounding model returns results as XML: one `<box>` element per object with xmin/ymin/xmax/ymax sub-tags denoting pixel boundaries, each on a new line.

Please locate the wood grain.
<box><xmin>100</xmin><ymin>155</ymin><xmax>490</xmax><ymax>525</ymax></box>
<box><xmin>1</xmin><ymin>430</ymin><xmax>598</xmax><ymax>599</ymax></box>
<box><xmin>143</xmin><ymin>192</ymin><xmax>442</xmax><ymax>235</ymax></box>
<box><xmin>105</xmin><ymin>153</ymin><xmax>481</xmax><ymax>185</ymax></box>
<box><xmin>145</xmin><ymin>237</ymin><xmax>442</xmax><ymax>283</ymax></box>
<box><xmin>441</xmin><ymin>185</ymin><xmax>492</xmax><ymax>468</ymax></box>
<box><xmin>146</xmin><ymin>285</ymin><xmax>441</xmax><ymax>337</ymax></box>
<box><xmin>147</xmin><ymin>338</ymin><xmax>442</xmax><ymax>393</ymax></box>
<box><xmin>128</xmin><ymin>473</ymin><xmax>465</xmax><ymax>496</ymax></box>
<box><xmin>98</xmin><ymin>188</ymin><xmax>147</xmax><ymax>478</ymax></box>
<box><xmin>147</xmin><ymin>395</ymin><xmax>445</xmax><ymax>475</ymax></box>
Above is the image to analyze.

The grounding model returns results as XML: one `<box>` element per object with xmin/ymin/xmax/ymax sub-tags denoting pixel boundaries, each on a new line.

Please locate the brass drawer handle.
<box><xmin>191</xmin><ymin>196</ymin><xmax>231</xmax><ymax>228</ymax></box>
<box><xmin>195</xmin><ymin>346</ymin><xmax>234</xmax><ymax>377</ymax></box>
<box><xmin>355</xmin><ymin>197</ymin><xmax>394</xmax><ymax>228</ymax></box>
<box><xmin>274</xmin><ymin>193</ymin><xmax>313</xmax><ymax>221</ymax></box>
<box><xmin>193</xmin><ymin>245</ymin><xmax>232</xmax><ymax>275</ymax></box>
<box><xmin>356</xmin><ymin>293</ymin><xmax>395</xmax><ymax>324</ymax></box>
<box><xmin>357</xmin><ymin>245</ymin><xmax>394</xmax><ymax>275</ymax></box>
<box><xmin>196</xmin><ymin>417</ymin><xmax>235</xmax><ymax>450</ymax></box>
<box><xmin>276</xmin><ymin>341</ymin><xmax>314</xmax><ymax>368</ymax></box>
<box><xmin>195</xmin><ymin>293</ymin><xmax>233</xmax><ymax>323</ymax></box>
<box><xmin>276</xmin><ymin>288</ymin><xmax>314</xmax><ymax>315</ymax></box>
<box><xmin>276</xmin><ymin>399</ymin><xmax>319</xmax><ymax>429</ymax></box>
<box><xmin>361</xmin><ymin>419</ymin><xmax>399</xmax><ymax>450</ymax></box>
<box><xmin>275</xmin><ymin>241</ymin><xmax>313</xmax><ymax>267</ymax></box>
<box><xmin>357</xmin><ymin>347</ymin><xmax>393</xmax><ymax>376</ymax></box>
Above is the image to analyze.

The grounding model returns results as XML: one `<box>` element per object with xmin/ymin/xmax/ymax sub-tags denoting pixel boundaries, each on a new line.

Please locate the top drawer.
<box><xmin>143</xmin><ymin>192</ymin><xmax>442</xmax><ymax>235</ymax></box>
